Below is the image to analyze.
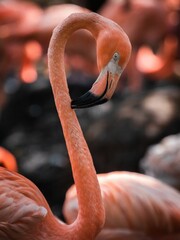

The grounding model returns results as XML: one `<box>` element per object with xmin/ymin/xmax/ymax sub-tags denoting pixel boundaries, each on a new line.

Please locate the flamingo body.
<box><xmin>63</xmin><ymin>171</ymin><xmax>180</xmax><ymax>239</ymax></box>
<box><xmin>0</xmin><ymin>167</ymin><xmax>55</xmax><ymax>240</ymax></box>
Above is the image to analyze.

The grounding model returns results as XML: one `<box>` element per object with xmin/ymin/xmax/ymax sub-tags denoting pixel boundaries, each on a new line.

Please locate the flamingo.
<box><xmin>63</xmin><ymin>171</ymin><xmax>180</xmax><ymax>239</ymax></box>
<box><xmin>0</xmin><ymin>0</ymin><xmax>43</xmax><ymax>38</ymax></box>
<box><xmin>0</xmin><ymin>0</ymin><xmax>43</xmax><ymax>85</ymax></box>
<box><xmin>0</xmin><ymin>147</ymin><xmax>17</xmax><ymax>172</ymax></box>
<box><xmin>136</xmin><ymin>35</ymin><xmax>178</xmax><ymax>80</ymax></box>
<box><xmin>0</xmin><ymin>12</ymin><xmax>131</xmax><ymax>239</ymax></box>
<box><xmin>140</xmin><ymin>133</ymin><xmax>180</xmax><ymax>191</ymax></box>
<box><xmin>0</xmin><ymin>3</ymin><xmax>96</xmax><ymax>83</ymax></box>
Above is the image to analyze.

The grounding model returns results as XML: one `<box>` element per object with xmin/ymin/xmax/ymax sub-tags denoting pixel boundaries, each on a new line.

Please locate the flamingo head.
<box><xmin>71</xmin><ymin>23</ymin><xmax>131</xmax><ymax>108</ymax></box>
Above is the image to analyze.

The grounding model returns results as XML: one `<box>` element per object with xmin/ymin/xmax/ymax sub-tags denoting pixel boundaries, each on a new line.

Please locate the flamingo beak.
<box><xmin>71</xmin><ymin>52</ymin><xmax>122</xmax><ymax>108</ymax></box>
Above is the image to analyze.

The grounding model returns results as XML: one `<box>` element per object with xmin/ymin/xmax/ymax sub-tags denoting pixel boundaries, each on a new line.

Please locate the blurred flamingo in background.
<box><xmin>136</xmin><ymin>36</ymin><xmax>178</xmax><ymax>80</ymax></box>
<box><xmin>0</xmin><ymin>1</ymin><xmax>98</xmax><ymax>93</ymax></box>
<box><xmin>0</xmin><ymin>147</ymin><xmax>17</xmax><ymax>172</ymax></box>
<box><xmin>0</xmin><ymin>0</ymin><xmax>43</xmax><ymax>97</ymax></box>
<box><xmin>63</xmin><ymin>171</ymin><xmax>180</xmax><ymax>239</ymax></box>
<box><xmin>0</xmin><ymin>11</ymin><xmax>131</xmax><ymax>239</ymax></box>
<box><xmin>140</xmin><ymin>133</ymin><xmax>180</xmax><ymax>191</ymax></box>
<box><xmin>99</xmin><ymin>0</ymin><xmax>167</xmax><ymax>45</ymax></box>
<box><xmin>99</xmin><ymin>0</ymin><xmax>180</xmax><ymax>91</ymax></box>
<box><xmin>0</xmin><ymin>0</ymin><xmax>42</xmax><ymax>38</ymax></box>
<box><xmin>136</xmin><ymin>0</ymin><xmax>180</xmax><ymax>82</ymax></box>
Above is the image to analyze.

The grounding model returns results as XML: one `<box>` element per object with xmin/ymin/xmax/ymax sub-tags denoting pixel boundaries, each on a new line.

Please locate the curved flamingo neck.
<box><xmin>48</xmin><ymin>13</ymin><xmax>104</xmax><ymax>239</ymax></box>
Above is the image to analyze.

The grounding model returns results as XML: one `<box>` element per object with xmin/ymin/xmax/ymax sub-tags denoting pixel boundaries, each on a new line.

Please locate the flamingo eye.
<box><xmin>113</xmin><ymin>52</ymin><xmax>120</xmax><ymax>62</ymax></box>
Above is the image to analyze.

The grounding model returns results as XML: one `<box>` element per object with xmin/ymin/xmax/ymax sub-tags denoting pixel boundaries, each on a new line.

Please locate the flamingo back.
<box><xmin>63</xmin><ymin>171</ymin><xmax>180</xmax><ymax>236</ymax></box>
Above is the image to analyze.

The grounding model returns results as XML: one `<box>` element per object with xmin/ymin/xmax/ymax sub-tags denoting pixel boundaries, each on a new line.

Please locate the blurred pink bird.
<box><xmin>63</xmin><ymin>171</ymin><xmax>180</xmax><ymax>240</ymax></box>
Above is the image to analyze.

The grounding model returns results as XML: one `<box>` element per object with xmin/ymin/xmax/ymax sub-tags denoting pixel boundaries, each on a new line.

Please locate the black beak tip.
<box><xmin>71</xmin><ymin>91</ymin><xmax>108</xmax><ymax>109</ymax></box>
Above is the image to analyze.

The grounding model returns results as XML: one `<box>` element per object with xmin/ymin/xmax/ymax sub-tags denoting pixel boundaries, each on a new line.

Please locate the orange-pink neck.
<box><xmin>48</xmin><ymin>13</ymin><xmax>105</xmax><ymax>239</ymax></box>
